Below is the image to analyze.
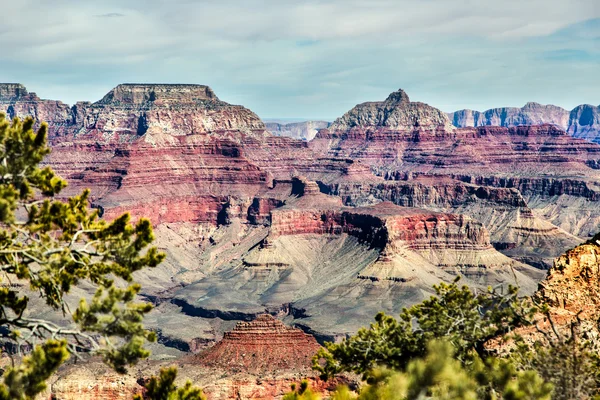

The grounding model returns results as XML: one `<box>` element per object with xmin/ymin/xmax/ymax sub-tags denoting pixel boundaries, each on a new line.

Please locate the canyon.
<box><xmin>2</xmin><ymin>83</ymin><xmax>600</xmax><ymax>398</ymax></box>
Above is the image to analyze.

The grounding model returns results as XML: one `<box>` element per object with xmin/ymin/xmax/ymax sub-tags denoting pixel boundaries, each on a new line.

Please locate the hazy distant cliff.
<box><xmin>265</xmin><ymin>120</ymin><xmax>330</xmax><ymax>141</ymax></box>
<box><xmin>449</xmin><ymin>102</ymin><xmax>600</xmax><ymax>143</ymax></box>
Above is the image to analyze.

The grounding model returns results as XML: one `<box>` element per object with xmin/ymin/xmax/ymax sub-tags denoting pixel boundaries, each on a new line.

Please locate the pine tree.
<box><xmin>0</xmin><ymin>114</ymin><xmax>202</xmax><ymax>399</ymax></box>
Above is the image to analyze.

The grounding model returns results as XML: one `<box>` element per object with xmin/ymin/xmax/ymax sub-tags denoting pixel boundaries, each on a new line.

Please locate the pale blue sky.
<box><xmin>0</xmin><ymin>0</ymin><xmax>598</xmax><ymax>119</ymax></box>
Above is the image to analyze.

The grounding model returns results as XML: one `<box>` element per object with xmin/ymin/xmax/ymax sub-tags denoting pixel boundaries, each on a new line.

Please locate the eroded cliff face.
<box><xmin>0</xmin><ymin>83</ymin><xmax>74</xmax><ymax>135</ymax></box>
<box><xmin>537</xmin><ymin>235</ymin><xmax>600</xmax><ymax>316</ymax></box>
<box><xmin>4</xmin><ymin>83</ymin><xmax>596</xmax><ymax>351</ymax></box>
<box><xmin>449</xmin><ymin>101</ymin><xmax>600</xmax><ymax>144</ymax></box>
<box><xmin>448</xmin><ymin>102</ymin><xmax>570</xmax><ymax>130</ymax></box>
<box><xmin>568</xmin><ymin>104</ymin><xmax>600</xmax><ymax>144</ymax></box>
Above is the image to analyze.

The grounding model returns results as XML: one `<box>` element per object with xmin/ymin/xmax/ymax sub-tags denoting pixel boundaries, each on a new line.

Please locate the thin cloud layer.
<box><xmin>0</xmin><ymin>0</ymin><xmax>598</xmax><ymax>119</ymax></box>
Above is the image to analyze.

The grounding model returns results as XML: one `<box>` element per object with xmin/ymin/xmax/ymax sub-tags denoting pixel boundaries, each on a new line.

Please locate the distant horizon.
<box><xmin>6</xmin><ymin>80</ymin><xmax>598</xmax><ymax>122</ymax></box>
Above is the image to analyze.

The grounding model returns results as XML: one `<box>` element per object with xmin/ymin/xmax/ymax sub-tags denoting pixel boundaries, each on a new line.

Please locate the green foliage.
<box><xmin>283</xmin><ymin>380</ymin><xmax>321</xmax><ymax>400</ymax></box>
<box><xmin>509</xmin><ymin>313</ymin><xmax>600</xmax><ymax>400</ymax></box>
<box><xmin>133</xmin><ymin>367</ymin><xmax>206</xmax><ymax>400</ymax></box>
<box><xmin>328</xmin><ymin>341</ymin><xmax>552</xmax><ymax>400</ymax></box>
<box><xmin>0</xmin><ymin>339</ymin><xmax>69</xmax><ymax>400</ymax></box>
<box><xmin>0</xmin><ymin>114</ymin><xmax>165</xmax><ymax>398</ymax></box>
<box><xmin>314</xmin><ymin>279</ymin><xmax>532</xmax><ymax>380</ymax></box>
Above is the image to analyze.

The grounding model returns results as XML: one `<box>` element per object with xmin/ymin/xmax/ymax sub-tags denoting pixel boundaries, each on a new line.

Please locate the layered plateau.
<box><xmin>2</xmin><ymin>83</ymin><xmax>599</xmax><ymax>356</ymax></box>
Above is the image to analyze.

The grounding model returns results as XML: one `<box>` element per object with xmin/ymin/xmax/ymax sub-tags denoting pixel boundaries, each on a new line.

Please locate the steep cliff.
<box><xmin>0</xmin><ymin>83</ymin><xmax>74</xmax><ymax>136</ymax></box>
<box><xmin>448</xmin><ymin>102</ymin><xmax>570</xmax><ymax>130</ymax></box>
<box><xmin>567</xmin><ymin>104</ymin><xmax>600</xmax><ymax>143</ymax></box>
<box><xmin>449</xmin><ymin>101</ymin><xmax>600</xmax><ymax>144</ymax></box>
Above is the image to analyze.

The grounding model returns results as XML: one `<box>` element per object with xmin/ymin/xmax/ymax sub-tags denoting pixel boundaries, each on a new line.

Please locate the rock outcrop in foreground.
<box><xmin>196</xmin><ymin>314</ymin><xmax>321</xmax><ymax>373</ymax></box>
<box><xmin>537</xmin><ymin>234</ymin><xmax>600</xmax><ymax>318</ymax></box>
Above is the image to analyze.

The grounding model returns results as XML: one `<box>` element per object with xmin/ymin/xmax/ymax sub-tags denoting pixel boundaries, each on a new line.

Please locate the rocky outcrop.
<box><xmin>65</xmin><ymin>83</ymin><xmax>268</xmax><ymax>143</ymax></box>
<box><xmin>196</xmin><ymin>314</ymin><xmax>321</xmax><ymax>373</ymax></box>
<box><xmin>537</xmin><ymin>234</ymin><xmax>600</xmax><ymax>316</ymax></box>
<box><xmin>329</xmin><ymin>89</ymin><xmax>454</xmax><ymax>132</ymax></box>
<box><xmin>0</xmin><ymin>83</ymin><xmax>74</xmax><ymax>136</ymax></box>
<box><xmin>568</xmin><ymin>104</ymin><xmax>600</xmax><ymax>143</ymax></box>
<box><xmin>448</xmin><ymin>102</ymin><xmax>570</xmax><ymax>130</ymax></box>
<box><xmin>46</xmin><ymin>364</ymin><xmax>143</xmax><ymax>400</ymax></box>
<box><xmin>266</xmin><ymin>120</ymin><xmax>330</xmax><ymax>141</ymax></box>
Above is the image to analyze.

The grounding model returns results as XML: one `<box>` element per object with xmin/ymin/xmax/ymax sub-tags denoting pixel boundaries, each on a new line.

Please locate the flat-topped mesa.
<box><xmin>196</xmin><ymin>314</ymin><xmax>321</xmax><ymax>373</ymax></box>
<box><xmin>97</xmin><ymin>83</ymin><xmax>219</xmax><ymax>107</ymax></box>
<box><xmin>326</xmin><ymin>88</ymin><xmax>454</xmax><ymax>133</ymax></box>
<box><xmin>65</xmin><ymin>83</ymin><xmax>268</xmax><ymax>144</ymax></box>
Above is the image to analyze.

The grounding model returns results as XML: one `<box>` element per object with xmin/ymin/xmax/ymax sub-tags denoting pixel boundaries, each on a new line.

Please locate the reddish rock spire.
<box><xmin>196</xmin><ymin>314</ymin><xmax>321</xmax><ymax>373</ymax></box>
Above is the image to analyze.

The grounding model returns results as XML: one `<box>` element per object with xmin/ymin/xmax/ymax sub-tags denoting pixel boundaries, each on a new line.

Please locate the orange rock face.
<box><xmin>537</xmin><ymin>236</ymin><xmax>600</xmax><ymax>317</ymax></box>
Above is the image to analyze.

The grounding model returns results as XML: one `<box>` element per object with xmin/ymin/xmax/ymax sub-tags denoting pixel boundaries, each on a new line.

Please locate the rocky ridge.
<box><xmin>265</xmin><ymin>120</ymin><xmax>330</xmax><ymax>141</ymax></box>
<box><xmin>448</xmin><ymin>102</ymin><xmax>600</xmax><ymax>143</ymax></box>
<box><xmin>2</xmin><ymin>82</ymin><xmax>598</xmax><ymax>347</ymax></box>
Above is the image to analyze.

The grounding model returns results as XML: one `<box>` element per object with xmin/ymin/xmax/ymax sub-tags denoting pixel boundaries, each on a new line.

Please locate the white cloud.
<box><xmin>0</xmin><ymin>0</ymin><xmax>597</xmax><ymax>118</ymax></box>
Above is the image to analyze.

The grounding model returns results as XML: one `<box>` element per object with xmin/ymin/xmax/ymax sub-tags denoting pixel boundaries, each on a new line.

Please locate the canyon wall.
<box><xmin>1</xmin><ymin>82</ymin><xmax>596</xmax><ymax>348</ymax></box>
<box><xmin>448</xmin><ymin>101</ymin><xmax>600</xmax><ymax>143</ymax></box>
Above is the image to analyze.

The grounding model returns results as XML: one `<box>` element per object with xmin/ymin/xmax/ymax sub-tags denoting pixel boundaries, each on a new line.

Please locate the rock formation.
<box><xmin>196</xmin><ymin>314</ymin><xmax>321</xmax><ymax>373</ymax></box>
<box><xmin>0</xmin><ymin>83</ymin><xmax>74</xmax><ymax>136</ymax></box>
<box><xmin>265</xmin><ymin>120</ymin><xmax>330</xmax><ymax>141</ymax></box>
<box><xmin>537</xmin><ymin>234</ymin><xmax>600</xmax><ymax>317</ymax></box>
<box><xmin>330</xmin><ymin>89</ymin><xmax>454</xmax><ymax>132</ymax></box>
<box><xmin>448</xmin><ymin>101</ymin><xmax>600</xmax><ymax>143</ymax></box>
<box><xmin>567</xmin><ymin>104</ymin><xmax>600</xmax><ymax>143</ymax></box>
<box><xmin>448</xmin><ymin>102</ymin><xmax>570</xmax><ymax>130</ymax></box>
<box><xmin>4</xmin><ymin>82</ymin><xmax>599</xmax><ymax>348</ymax></box>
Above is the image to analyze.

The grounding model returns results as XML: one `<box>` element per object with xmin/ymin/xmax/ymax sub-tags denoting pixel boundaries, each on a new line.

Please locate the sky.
<box><xmin>0</xmin><ymin>0</ymin><xmax>598</xmax><ymax>120</ymax></box>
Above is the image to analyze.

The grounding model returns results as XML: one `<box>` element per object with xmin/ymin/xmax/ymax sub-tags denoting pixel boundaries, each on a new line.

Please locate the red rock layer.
<box><xmin>196</xmin><ymin>314</ymin><xmax>321</xmax><ymax>373</ymax></box>
<box><xmin>270</xmin><ymin>201</ymin><xmax>490</xmax><ymax>252</ymax></box>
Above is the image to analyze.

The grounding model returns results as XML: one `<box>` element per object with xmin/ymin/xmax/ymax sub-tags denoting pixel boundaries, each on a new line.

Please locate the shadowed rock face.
<box><xmin>568</xmin><ymin>104</ymin><xmax>600</xmax><ymax>143</ymax></box>
<box><xmin>0</xmin><ymin>83</ymin><xmax>74</xmax><ymax>135</ymax></box>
